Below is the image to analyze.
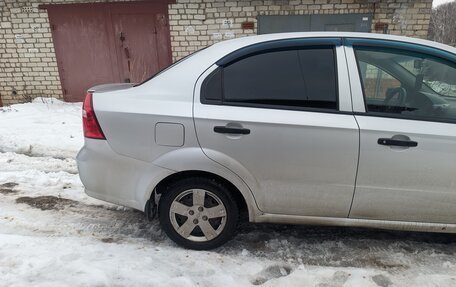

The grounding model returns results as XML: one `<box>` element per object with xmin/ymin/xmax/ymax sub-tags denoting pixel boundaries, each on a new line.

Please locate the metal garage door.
<box><xmin>43</xmin><ymin>2</ymin><xmax>172</xmax><ymax>102</ymax></box>
<box><xmin>258</xmin><ymin>14</ymin><xmax>372</xmax><ymax>34</ymax></box>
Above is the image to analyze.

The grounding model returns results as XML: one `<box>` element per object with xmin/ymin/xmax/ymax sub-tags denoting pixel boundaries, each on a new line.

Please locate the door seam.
<box><xmin>191</xmin><ymin>67</ymin><xmax>264</xmax><ymax>214</ymax></box>
<box><xmin>342</xmin><ymin>41</ymin><xmax>361</xmax><ymax>218</ymax></box>
<box><xmin>348</xmin><ymin>115</ymin><xmax>361</xmax><ymax>217</ymax></box>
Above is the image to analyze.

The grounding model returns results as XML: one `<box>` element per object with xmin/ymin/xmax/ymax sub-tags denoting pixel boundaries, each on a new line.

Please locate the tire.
<box><xmin>158</xmin><ymin>177</ymin><xmax>239</xmax><ymax>250</ymax></box>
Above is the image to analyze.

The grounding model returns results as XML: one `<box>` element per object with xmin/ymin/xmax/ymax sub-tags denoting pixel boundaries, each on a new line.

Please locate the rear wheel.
<box><xmin>158</xmin><ymin>177</ymin><xmax>239</xmax><ymax>250</ymax></box>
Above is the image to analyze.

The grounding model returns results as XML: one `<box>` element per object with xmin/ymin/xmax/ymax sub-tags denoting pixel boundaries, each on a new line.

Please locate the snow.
<box><xmin>1</xmin><ymin>98</ymin><xmax>456</xmax><ymax>286</ymax></box>
<box><xmin>433</xmin><ymin>0</ymin><xmax>454</xmax><ymax>8</ymax></box>
<box><xmin>426</xmin><ymin>81</ymin><xmax>456</xmax><ymax>97</ymax></box>
<box><xmin>0</xmin><ymin>97</ymin><xmax>83</xmax><ymax>159</ymax></box>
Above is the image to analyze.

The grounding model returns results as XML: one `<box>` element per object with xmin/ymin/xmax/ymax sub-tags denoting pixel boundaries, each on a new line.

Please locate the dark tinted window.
<box><xmin>297</xmin><ymin>49</ymin><xmax>338</xmax><ymax>105</ymax></box>
<box><xmin>202</xmin><ymin>47</ymin><xmax>338</xmax><ymax>110</ymax></box>
<box><xmin>201</xmin><ymin>68</ymin><xmax>222</xmax><ymax>102</ymax></box>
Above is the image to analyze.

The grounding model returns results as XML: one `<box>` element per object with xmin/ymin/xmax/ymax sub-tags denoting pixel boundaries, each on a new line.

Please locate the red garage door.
<box><xmin>44</xmin><ymin>2</ymin><xmax>173</xmax><ymax>102</ymax></box>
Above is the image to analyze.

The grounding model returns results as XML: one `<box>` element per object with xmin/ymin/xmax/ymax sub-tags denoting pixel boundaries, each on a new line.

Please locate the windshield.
<box><xmin>393</xmin><ymin>55</ymin><xmax>456</xmax><ymax>97</ymax></box>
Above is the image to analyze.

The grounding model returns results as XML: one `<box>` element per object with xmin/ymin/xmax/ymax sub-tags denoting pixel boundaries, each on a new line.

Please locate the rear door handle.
<box><xmin>377</xmin><ymin>138</ymin><xmax>418</xmax><ymax>147</ymax></box>
<box><xmin>214</xmin><ymin>126</ymin><xmax>250</xmax><ymax>135</ymax></box>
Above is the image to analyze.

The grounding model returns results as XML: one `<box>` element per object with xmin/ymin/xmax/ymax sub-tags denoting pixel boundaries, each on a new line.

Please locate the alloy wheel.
<box><xmin>169</xmin><ymin>189</ymin><xmax>227</xmax><ymax>242</ymax></box>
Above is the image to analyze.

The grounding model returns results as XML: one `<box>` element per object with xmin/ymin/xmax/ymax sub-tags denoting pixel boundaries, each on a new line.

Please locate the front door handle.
<box><xmin>378</xmin><ymin>138</ymin><xmax>418</xmax><ymax>147</ymax></box>
<box><xmin>214</xmin><ymin>126</ymin><xmax>250</xmax><ymax>135</ymax></box>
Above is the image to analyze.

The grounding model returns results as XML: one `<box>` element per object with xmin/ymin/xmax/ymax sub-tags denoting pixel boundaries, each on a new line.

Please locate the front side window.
<box><xmin>358</xmin><ymin>62</ymin><xmax>401</xmax><ymax>100</ymax></box>
<box><xmin>355</xmin><ymin>46</ymin><xmax>456</xmax><ymax>122</ymax></box>
<box><xmin>202</xmin><ymin>47</ymin><xmax>338</xmax><ymax>111</ymax></box>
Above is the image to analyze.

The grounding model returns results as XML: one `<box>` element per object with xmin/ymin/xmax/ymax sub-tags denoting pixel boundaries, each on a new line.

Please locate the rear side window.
<box><xmin>202</xmin><ymin>47</ymin><xmax>338</xmax><ymax>111</ymax></box>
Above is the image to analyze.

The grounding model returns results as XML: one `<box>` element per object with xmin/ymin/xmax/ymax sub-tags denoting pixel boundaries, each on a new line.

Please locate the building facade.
<box><xmin>0</xmin><ymin>0</ymin><xmax>433</xmax><ymax>105</ymax></box>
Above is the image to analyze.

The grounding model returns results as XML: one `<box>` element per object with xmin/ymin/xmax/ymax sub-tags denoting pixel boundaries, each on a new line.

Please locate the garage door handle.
<box><xmin>377</xmin><ymin>138</ymin><xmax>418</xmax><ymax>147</ymax></box>
<box><xmin>214</xmin><ymin>126</ymin><xmax>250</xmax><ymax>135</ymax></box>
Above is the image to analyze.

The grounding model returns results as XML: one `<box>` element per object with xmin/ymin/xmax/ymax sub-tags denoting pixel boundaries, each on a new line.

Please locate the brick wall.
<box><xmin>0</xmin><ymin>1</ymin><xmax>61</xmax><ymax>105</ymax></box>
<box><xmin>169</xmin><ymin>0</ymin><xmax>433</xmax><ymax>61</ymax></box>
<box><xmin>0</xmin><ymin>0</ymin><xmax>433</xmax><ymax>105</ymax></box>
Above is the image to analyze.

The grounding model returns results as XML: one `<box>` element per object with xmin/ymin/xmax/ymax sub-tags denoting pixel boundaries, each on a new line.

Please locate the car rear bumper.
<box><xmin>76</xmin><ymin>138</ymin><xmax>174</xmax><ymax>211</ymax></box>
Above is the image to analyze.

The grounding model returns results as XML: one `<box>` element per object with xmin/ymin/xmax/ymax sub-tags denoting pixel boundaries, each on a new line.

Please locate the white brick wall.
<box><xmin>0</xmin><ymin>0</ymin><xmax>433</xmax><ymax>105</ymax></box>
<box><xmin>0</xmin><ymin>1</ymin><xmax>61</xmax><ymax>104</ymax></box>
<box><xmin>169</xmin><ymin>0</ymin><xmax>433</xmax><ymax>61</ymax></box>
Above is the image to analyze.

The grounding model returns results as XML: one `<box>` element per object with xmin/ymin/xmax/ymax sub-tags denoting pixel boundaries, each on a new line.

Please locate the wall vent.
<box><xmin>21</xmin><ymin>6</ymin><xmax>34</xmax><ymax>14</ymax></box>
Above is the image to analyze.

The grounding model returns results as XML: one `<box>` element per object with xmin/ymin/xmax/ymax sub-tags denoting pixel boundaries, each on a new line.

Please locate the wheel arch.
<box><xmin>148</xmin><ymin>170</ymin><xmax>258</xmax><ymax>222</ymax></box>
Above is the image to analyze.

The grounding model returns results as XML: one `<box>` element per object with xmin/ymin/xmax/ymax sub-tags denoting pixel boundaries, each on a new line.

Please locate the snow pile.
<box><xmin>1</xmin><ymin>99</ymin><xmax>456</xmax><ymax>286</ymax></box>
<box><xmin>0</xmin><ymin>97</ymin><xmax>83</xmax><ymax>159</ymax></box>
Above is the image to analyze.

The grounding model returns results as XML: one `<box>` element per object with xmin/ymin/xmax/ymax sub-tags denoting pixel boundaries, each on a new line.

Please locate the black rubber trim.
<box><xmin>216</xmin><ymin>37</ymin><xmax>342</xmax><ymax>67</ymax></box>
<box><xmin>353</xmin><ymin>112</ymin><xmax>456</xmax><ymax>125</ymax></box>
<box><xmin>204</xmin><ymin>100</ymin><xmax>354</xmax><ymax>115</ymax></box>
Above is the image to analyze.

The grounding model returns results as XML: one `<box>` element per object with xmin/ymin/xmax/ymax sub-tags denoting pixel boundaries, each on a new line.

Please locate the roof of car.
<box><xmin>137</xmin><ymin>32</ymin><xmax>455</xmax><ymax>99</ymax></box>
<box><xmin>212</xmin><ymin>32</ymin><xmax>456</xmax><ymax>54</ymax></box>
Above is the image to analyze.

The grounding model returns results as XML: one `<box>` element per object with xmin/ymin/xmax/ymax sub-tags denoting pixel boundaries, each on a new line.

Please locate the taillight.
<box><xmin>82</xmin><ymin>92</ymin><xmax>106</xmax><ymax>139</ymax></box>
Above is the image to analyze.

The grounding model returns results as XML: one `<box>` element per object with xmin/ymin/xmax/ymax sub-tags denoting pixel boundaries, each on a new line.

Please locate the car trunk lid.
<box><xmin>88</xmin><ymin>83</ymin><xmax>135</xmax><ymax>94</ymax></box>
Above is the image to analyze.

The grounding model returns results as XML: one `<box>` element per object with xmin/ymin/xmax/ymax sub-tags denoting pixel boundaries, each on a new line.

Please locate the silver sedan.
<box><xmin>77</xmin><ymin>32</ymin><xmax>456</xmax><ymax>250</ymax></box>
